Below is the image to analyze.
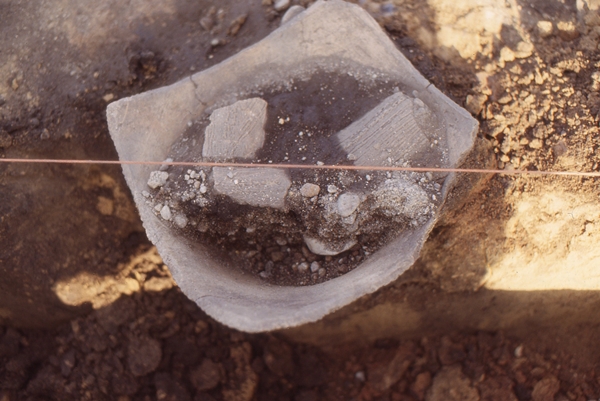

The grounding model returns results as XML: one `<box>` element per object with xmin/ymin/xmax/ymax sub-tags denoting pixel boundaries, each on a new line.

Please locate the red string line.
<box><xmin>0</xmin><ymin>157</ymin><xmax>599</xmax><ymax>177</ymax></box>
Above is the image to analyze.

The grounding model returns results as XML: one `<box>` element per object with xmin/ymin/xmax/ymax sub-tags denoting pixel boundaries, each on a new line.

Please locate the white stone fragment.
<box><xmin>202</xmin><ymin>98</ymin><xmax>268</xmax><ymax>160</ymax></box>
<box><xmin>274</xmin><ymin>0</ymin><xmax>291</xmax><ymax>12</ymax></box>
<box><xmin>300</xmin><ymin>183</ymin><xmax>320</xmax><ymax>198</ymax></box>
<box><xmin>336</xmin><ymin>193</ymin><xmax>361</xmax><ymax>217</ymax></box>
<box><xmin>160</xmin><ymin>205</ymin><xmax>172</xmax><ymax>220</ymax></box>
<box><xmin>303</xmin><ymin>235</ymin><xmax>357</xmax><ymax>256</ymax></box>
<box><xmin>147</xmin><ymin>171</ymin><xmax>169</xmax><ymax>189</ymax></box>
<box><xmin>213</xmin><ymin>167</ymin><xmax>291</xmax><ymax>209</ymax></box>
<box><xmin>336</xmin><ymin>92</ymin><xmax>431</xmax><ymax>166</ymax></box>
<box><xmin>174</xmin><ymin>214</ymin><xmax>188</xmax><ymax>228</ymax></box>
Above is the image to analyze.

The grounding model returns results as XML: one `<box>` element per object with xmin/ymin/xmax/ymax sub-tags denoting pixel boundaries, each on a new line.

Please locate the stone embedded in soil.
<box><xmin>190</xmin><ymin>359</ymin><xmax>222</xmax><ymax>391</ymax></box>
<box><xmin>537</xmin><ymin>20</ymin><xmax>554</xmax><ymax>38</ymax></box>
<box><xmin>300</xmin><ymin>183</ymin><xmax>320</xmax><ymax>198</ymax></box>
<box><xmin>531</xmin><ymin>376</ymin><xmax>560</xmax><ymax>401</ymax></box>
<box><xmin>127</xmin><ymin>336</ymin><xmax>162</xmax><ymax>377</ymax></box>
<box><xmin>336</xmin><ymin>91</ymin><xmax>433</xmax><ymax>167</ymax></box>
<box><xmin>336</xmin><ymin>193</ymin><xmax>361</xmax><ymax>217</ymax></box>
<box><xmin>303</xmin><ymin>235</ymin><xmax>357</xmax><ymax>256</ymax></box>
<box><xmin>202</xmin><ymin>98</ymin><xmax>268</xmax><ymax>160</ymax></box>
<box><xmin>212</xmin><ymin>166</ymin><xmax>291</xmax><ymax>209</ymax></box>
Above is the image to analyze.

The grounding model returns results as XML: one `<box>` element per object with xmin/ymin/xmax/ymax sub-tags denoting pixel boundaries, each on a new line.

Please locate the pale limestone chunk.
<box><xmin>336</xmin><ymin>92</ymin><xmax>431</xmax><ymax>166</ymax></box>
<box><xmin>213</xmin><ymin>167</ymin><xmax>291</xmax><ymax>209</ymax></box>
<box><xmin>202</xmin><ymin>98</ymin><xmax>268</xmax><ymax>160</ymax></box>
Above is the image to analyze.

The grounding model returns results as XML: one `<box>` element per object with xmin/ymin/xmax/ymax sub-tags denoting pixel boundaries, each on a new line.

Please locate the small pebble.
<box><xmin>199</xmin><ymin>184</ymin><xmax>208</xmax><ymax>194</ymax></box>
<box><xmin>327</xmin><ymin>185</ymin><xmax>338</xmax><ymax>194</ymax></box>
<box><xmin>142</xmin><ymin>191</ymin><xmax>150</xmax><ymax>198</ymax></box>
<box><xmin>310</xmin><ymin>261</ymin><xmax>320</xmax><ymax>273</ymax></box>
<box><xmin>514</xmin><ymin>345</ymin><xmax>524</xmax><ymax>358</ymax></box>
<box><xmin>160</xmin><ymin>205</ymin><xmax>172</xmax><ymax>220</ymax></box>
<box><xmin>274</xmin><ymin>0</ymin><xmax>290</xmax><ymax>12</ymax></box>
<box><xmin>297</xmin><ymin>262</ymin><xmax>309</xmax><ymax>273</ymax></box>
<box><xmin>355</xmin><ymin>371</ymin><xmax>366</xmax><ymax>382</ymax></box>
<box><xmin>318</xmin><ymin>268</ymin><xmax>326</xmax><ymax>276</ymax></box>
<box><xmin>300</xmin><ymin>183</ymin><xmax>320</xmax><ymax>197</ymax></box>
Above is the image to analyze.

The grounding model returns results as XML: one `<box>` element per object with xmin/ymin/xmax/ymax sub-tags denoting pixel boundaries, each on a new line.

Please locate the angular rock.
<box><xmin>202</xmin><ymin>98</ymin><xmax>268</xmax><ymax>160</ymax></box>
<box><xmin>212</xmin><ymin>167</ymin><xmax>291</xmax><ymax>209</ymax></box>
<box><xmin>337</xmin><ymin>92</ymin><xmax>434</xmax><ymax>167</ymax></box>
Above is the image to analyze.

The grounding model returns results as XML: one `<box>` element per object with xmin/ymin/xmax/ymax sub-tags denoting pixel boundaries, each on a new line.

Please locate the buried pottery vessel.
<box><xmin>106</xmin><ymin>0</ymin><xmax>478</xmax><ymax>332</ymax></box>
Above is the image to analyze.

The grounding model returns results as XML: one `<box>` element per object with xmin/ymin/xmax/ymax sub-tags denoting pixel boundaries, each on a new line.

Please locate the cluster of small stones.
<box><xmin>142</xmin><ymin>90</ymin><xmax>444</xmax><ymax>284</ymax></box>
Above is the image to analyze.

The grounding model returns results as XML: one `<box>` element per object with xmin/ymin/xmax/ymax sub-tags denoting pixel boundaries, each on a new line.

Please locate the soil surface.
<box><xmin>1</xmin><ymin>0</ymin><xmax>600</xmax><ymax>400</ymax></box>
<box><xmin>2</xmin><ymin>248</ymin><xmax>600</xmax><ymax>401</ymax></box>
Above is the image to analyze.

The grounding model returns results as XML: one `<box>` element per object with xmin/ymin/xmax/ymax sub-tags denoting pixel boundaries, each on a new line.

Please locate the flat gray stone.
<box><xmin>336</xmin><ymin>92</ymin><xmax>432</xmax><ymax>166</ymax></box>
<box><xmin>202</xmin><ymin>98</ymin><xmax>268</xmax><ymax>160</ymax></box>
<box><xmin>212</xmin><ymin>167</ymin><xmax>291</xmax><ymax>209</ymax></box>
